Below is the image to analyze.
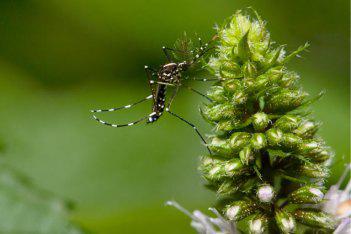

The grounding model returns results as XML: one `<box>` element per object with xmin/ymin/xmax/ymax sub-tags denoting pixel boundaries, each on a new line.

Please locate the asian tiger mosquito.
<box><xmin>91</xmin><ymin>36</ymin><xmax>219</xmax><ymax>154</ymax></box>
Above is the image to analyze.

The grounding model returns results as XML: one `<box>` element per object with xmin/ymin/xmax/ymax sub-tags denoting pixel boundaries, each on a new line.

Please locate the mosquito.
<box><xmin>91</xmin><ymin>36</ymin><xmax>219</xmax><ymax>154</ymax></box>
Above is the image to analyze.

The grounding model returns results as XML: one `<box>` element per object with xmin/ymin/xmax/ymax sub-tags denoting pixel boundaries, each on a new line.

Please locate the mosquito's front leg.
<box><xmin>144</xmin><ymin>65</ymin><xmax>157</xmax><ymax>99</ymax></box>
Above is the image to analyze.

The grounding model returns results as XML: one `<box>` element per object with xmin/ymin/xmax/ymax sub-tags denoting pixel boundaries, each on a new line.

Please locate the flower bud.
<box><xmin>219</xmin><ymin>62</ymin><xmax>241</xmax><ymax>79</ymax></box>
<box><xmin>199</xmin><ymin>155</ymin><xmax>218</xmax><ymax>167</ymax></box>
<box><xmin>294</xmin><ymin>209</ymin><xmax>336</xmax><ymax>230</ymax></box>
<box><xmin>248</xmin><ymin>215</ymin><xmax>268</xmax><ymax>234</ymax></box>
<box><xmin>208</xmin><ymin>137</ymin><xmax>232</xmax><ymax>156</ymax></box>
<box><xmin>216</xmin><ymin>119</ymin><xmax>237</xmax><ymax>132</ymax></box>
<box><xmin>311</xmin><ymin>149</ymin><xmax>333</xmax><ymax>163</ymax></box>
<box><xmin>201</xmin><ymin>104</ymin><xmax>234</xmax><ymax>122</ymax></box>
<box><xmin>252</xmin><ymin>112</ymin><xmax>269</xmax><ymax>131</ymax></box>
<box><xmin>242</xmin><ymin>61</ymin><xmax>258</xmax><ymax>77</ymax></box>
<box><xmin>275</xmin><ymin>210</ymin><xmax>296</xmax><ymax>233</ymax></box>
<box><xmin>267</xmin><ymin>89</ymin><xmax>307</xmax><ymax>112</ymax></box>
<box><xmin>250</xmin><ymin>133</ymin><xmax>267</xmax><ymax>150</ymax></box>
<box><xmin>298</xmin><ymin>164</ymin><xmax>329</xmax><ymax>178</ymax></box>
<box><xmin>225</xmin><ymin>200</ymin><xmax>256</xmax><ymax>221</ymax></box>
<box><xmin>204</xmin><ymin>164</ymin><xmax>225</xmax><ymax>181</ymax></box>
<box><xmin>239</xmin><ymin>146</ymin><xmax>254</xmax><ymax>165</ymax></box>
<box><xmin>243</xmin><ymin>78</ymin><xmax>255</xmax><ymax>90</ymax></box>
<box><xmin>298</xmin><ymin>140</ymin><xmax>321</xmax><ymax>154</ymax></box>
<box><xmin>280</xmin><ymin>70</ymin><xmax>299</xmax><ymax>88</ymax></box>
<box><xmin>293</xmin><ymin>120</ymin><xmax>320</xmax><ymax>138</ymax></box>
<box><xmin>274</xmin><ymin>115</ymin><xmax>300</xmax><ymax>132</ymax></box>
<box><xmin>229</xmin><ymin>132</ymin><xmax>251</xmax><ymax>152</ymax></box>
<box><xmin>257</xmin><ymin>184</ymin><xmax>275</xmax><ymax>203</ymax></box>
<box><xmin>266</xmin><ymin>128</ymin><xmax>283</xmax><ymax>147</ymax></box>
<box><xmin>252</xmin><ymin>75</ymin><xmax>269</xmax><ymax>91</ymax></box>
<box><xmin>217</xmin><ymin>179</ymin><xmax>238</xmax><ymax>196</ymax></box>
<box><xmin>199</xmin><ymin>156</ymin><xmax>225</xmax><ymax>181</ymax></box>
<box><xmin>232</xmin><ymin>90</ymin><xmax>248</xmax><ymax>105</ymax></box>
<box><xmin>224</xmin><ymin>158</ymin><xmax>245</xmax><ymax>177</ymax></box>
<box><xmin>266</xmin><ymin>66</ymin><xmax>284</xmax><ymax>83</ymax></box>
<box><xmin>281</xmin><ymin>133</ymin><xmax>302</xmax><ymax>150</ymax></box>
<box><xmin>298</xmin><ymin>140</ymin><xmax>332</xmax><ymax>162</ymax></box>
<box><xmin>223</xmin><ymin>79</ymin><xmax>242</xmax><ymax>93</ymax></box>
<box><xmin>288</xmin><ymin>185</ymin><xmax>324</xmax><ymax>204</ymax></box>
<box><xmin>207</xmin><ymin>86</ymin><xmax>227</xmax><ymax>103</ymax></box>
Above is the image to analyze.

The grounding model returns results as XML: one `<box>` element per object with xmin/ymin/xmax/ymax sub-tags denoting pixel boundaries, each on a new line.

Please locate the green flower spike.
<box><xmin>198</xmin><ymin>10</ymin><xmax>335</xmax><ymax>233</ymax></box>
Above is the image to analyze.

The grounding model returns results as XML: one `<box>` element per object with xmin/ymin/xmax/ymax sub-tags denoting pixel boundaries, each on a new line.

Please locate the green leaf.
<box><xmin>287</xmin><ymin>91</ymin><xmax>325</xmax><ymax>115</ymax></box>
<box><xmin>0</xmin><ymin>163</ymin><xmax>85</xmax><ymax>234</ymax></box>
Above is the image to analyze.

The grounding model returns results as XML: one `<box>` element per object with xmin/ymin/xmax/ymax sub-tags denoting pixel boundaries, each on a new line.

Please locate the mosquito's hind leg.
<box><xmin>92</xmin><ymin>115</ymin><xmax>148</xmax><ymax>128</ymax></box>
<box><xmin>90</xmin><ymin>95</ymin><xmax>153</xmax><ymax>113</ymax></box>
<box><xmin>182</xmin><ymin>84</ymin><xmax>213</xmax><ymax>102</ymax></box>
<box><xmin>166</xmin><ymin>108</ymin><xmax>212</xmax><ymax>155</ymax></box>
<box><xmin>165</xmin><ymin>86</ymin><xmax>211</xmax><ymax>154</ymax></box>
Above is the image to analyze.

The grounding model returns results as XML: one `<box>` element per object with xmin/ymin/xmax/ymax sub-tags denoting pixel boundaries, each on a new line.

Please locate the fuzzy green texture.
<box><xmin>199</xmin><ymin>11</ymin><xmax>335</xmax><ymax>233</ymax></box>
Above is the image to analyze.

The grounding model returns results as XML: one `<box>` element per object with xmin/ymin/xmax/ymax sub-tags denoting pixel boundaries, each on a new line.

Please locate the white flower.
<box><xmin>309</xmin><ymin>187</ymin><xmax>324</xmax><ymax>199</ymax></box>
<box><xmin>280</xmin><ymin>217</ymin><xmax>295</xmax><ymax>233</ymax></box>
<box><xmin>257</xmin><ymin>185</ymin><xmax>275</xmax><ymax>203</ymax></box>
<box><xmin>249</xmin><ymin>218</ymin><xmax>264</xmax><ymax>234</ymax></box>
<box><xmin>166</xmin><ymin>201</ymin><xmax>238</xmax><ymax>234</ymax></box>
<box><xmin>321</xmin><ymin>164</ymin><xmax>351</xmax><ymax>234</ymax></box>
<box><xmin>225</xmin><ymin>206</ymin><xmax>240</xmax><ymax>220</ymax></box>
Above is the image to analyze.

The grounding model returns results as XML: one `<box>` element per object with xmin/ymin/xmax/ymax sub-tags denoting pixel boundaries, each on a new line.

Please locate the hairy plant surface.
<box><xmin>198</xmin><ymin>11</ymin><xmax>335</xmax><ymax>233</ymax></box>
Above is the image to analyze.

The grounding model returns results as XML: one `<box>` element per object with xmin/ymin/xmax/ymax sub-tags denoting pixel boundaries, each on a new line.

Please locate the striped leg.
<box><xmin>162</xmin><ymin>46</ymin><xmax>173</xmax><ymax>62</ymax></box>
<box><xmin>188</xmin><ymin>37</ymin><xmax>210</xmax><ymax>63</ymax></box>
<box><xmin>92</xmin><ymin>115</ymin><xmax>149</xmax><ymax>128</ymax></box>
<box><xmin>162</xmin><ymin>47</ymin><xmax>189</xmax><ymax>62</ymax></box>
<box><xmin>165</xmin><ymin>87</ymin><xmax>212</xmax><ymax>154</ymax></box>
<box><xmin>165</xmin><ymin>108</ymin><xmax>212</xmax><ymax>155</ymax></box>
<box><xmin>144</xmin><ymin>66</ymin><xmax>157</xmax><ymax>99</ymax></box>
<box><xmin>183</xmin><ymin>84</ymin><xmax>213</xmax><ymax>102</ymax></box>
<box><xmin>191</xmin><ymin>46</ymin><xmax>215</xmax><ymax>64</ymax></box>
<box><xmin>90</xmin><ymin>95</ymin><xmax>153</xmax><ymax>113</ymax></box>
<box><xmin>184</xmin><ymin>77</ymin><xmax>225</xmax><ymax>82</ymax></box>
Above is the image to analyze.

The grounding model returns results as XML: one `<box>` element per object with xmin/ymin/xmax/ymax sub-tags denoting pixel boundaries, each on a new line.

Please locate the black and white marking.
<box><xmin>91</xmin><ymin>37</ymin><xmax>218</xmax><ymax>154</ymax></box>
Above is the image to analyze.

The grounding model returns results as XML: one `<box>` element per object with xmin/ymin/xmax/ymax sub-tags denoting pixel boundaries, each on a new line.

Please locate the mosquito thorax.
<box><xmin>162</xmin><ymin>63</ymin><xmax>177</xmax><ymax>70</ymax></box>
<box><xmin>178</xmin><ymin>61</ymin><xmax>189</xmax><ymax>71</ymax></box>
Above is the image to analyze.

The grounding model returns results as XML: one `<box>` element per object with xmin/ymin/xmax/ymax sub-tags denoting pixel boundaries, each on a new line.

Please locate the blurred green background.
<box><xmin>0</xmin><ymin>0</ymin><xmax>349</xmax><ymax>233</ymax></box>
